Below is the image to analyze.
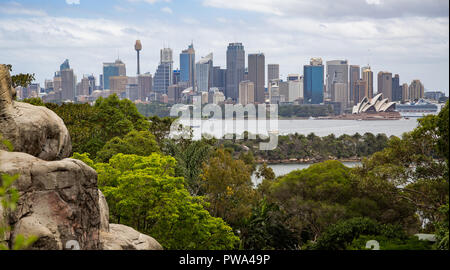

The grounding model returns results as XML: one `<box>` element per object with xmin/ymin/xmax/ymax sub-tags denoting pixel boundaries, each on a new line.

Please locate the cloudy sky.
<box><xmin>0</xmin><ymin>0</ymin><xmax>448</xmax><ymax>94</ymax></box>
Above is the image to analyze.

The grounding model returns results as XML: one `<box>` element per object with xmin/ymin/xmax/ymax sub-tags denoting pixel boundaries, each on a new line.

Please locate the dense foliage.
<box><xmin>221</xmin><ymin>132</ymin><xmax>389</xmax><ymax>162</ymax></box>
<box><xmin>73</xmin><ymin>152</ymin><xmax>239</xmax><ymax>250</ymax></box>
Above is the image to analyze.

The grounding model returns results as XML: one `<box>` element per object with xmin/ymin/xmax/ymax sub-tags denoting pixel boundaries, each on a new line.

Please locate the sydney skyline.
<box><xmin>0</xmin><ymin>0</ymin><xmax>448</xmax><ymax>94</ymax></box>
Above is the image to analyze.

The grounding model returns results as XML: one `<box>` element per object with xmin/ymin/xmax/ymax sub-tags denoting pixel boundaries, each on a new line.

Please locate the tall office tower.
<box><xmin>60</xmin><ymin>59</ymin><xmax>76</xmax><ymax>101</ymax></box>
<box><xmin>248</xmin><ymin>53</ymin><xmax>265</xmax><ymax>104</ymax></box>
<box><xmin>402</xmin><ymin>83</ymin><xmax>409</xmax><ymax>102</ymax></box>
<box><xmin>334</xmin><ymin>82</ymin><xmax>348</xmax><ymax>109</ymax></box>
<box><xmin>361</xmin><ymin>66</ymin><xmax>373</xmax><ymax>98</ymax></box>
<box><xmin>138</xmin><ymin>73</ymin><xmax>152</xmax><ymax>101</ymax></box>
<box><xmin>99</xmin><ymin>74</ymin><xmax>104</xmax><ymax>90</ymax></box>
<box><xmin>103</xmin><ymin>59</ymin><xmax>126</xmax><ymax>90</ymax></box>
<box><xmin>173</xmin><ymin>69</ymin><xmax>181</xmax><ymax>85</ymax></box>
<box><xmin>87</xmin><ymin>75</ymin><xmax>96</xmax><ymax>95</ymax></box>
<box><xmin>392</xmin><ymin>74</ymin><xmax>402</xmax><ymax>102</ymax></box>
<box><xmin>110</xmin><ymin>76</ymin><xmax>128</xmax><ymax>97</ymax></box>
<box><xmin>53</xmin><ymin>75</ymin><xmax>62</xmax><ymax>92</ymax></box>
<box><xmin>279</xmin><ymin>81</ymin><xmax>289</xmax><ymax>102</ymax></box>
<box><xmin>78</xmin><ymin>76</ymin><xmax>90</xmax><ymax>96</ymax></box>
<box><xmin>286</xmin><ymin>74</ymin><xmax>302</xmax><ymax>102</ymax></box>
<box><xmin>226</xmin><ymin>42</ymin><xmax>245</xmax><ymax>101</ymax></box>
<box><xmin>349</xmin><ymin>65</ymin><xmax>360</xmax><ymax>105</ymax></box>
<box><xmin>377</xmin><ymin>71</ymin><xmax>393</xmax><ymax>101</ymax></box>
<box><xmin>135</xmin><ymin>40</ymin><xmax>142</xmax><ymax>75</ymax></box>
<box><xmin>238</xmin><ymin>80</ymin><xmax>255</xmax><ymax>105</ymax></box>
<box><xmin>126</xmin><ymin>82</ymin><xmax>139</xmax><ymax>101</ymax></box>
<box><xmin>326</xmin><ymin>60</ymin><xmax>348</xmax><ymax>103</ymax></box>
<box><xmin>408</xmin><ymin>79</ymin><xmax>424</xmax><ymax>100</ymax></box>
<box><xmin>60</xmin><ymin>59</ymin><xmax>70</xmax><ymax>71</ymax></box>
<box><xmin>196</xmin><ymin>53</ymin><xmax>213</xmax><ymax>92</ymax></box>
<box><xmin>180</xmin><ymin>43</ymin><xmax>196</xmax><ymax>88</ymax></box>
<box><xmin>304</xmin><ymin>58</ymin><xmax>324</xmax><ymax>104</ymax></box>
<box><xmin>44</xmin><ymin>80</ymin><xmax>54</xmax><ymax>93</ymax></box>
<box><xmin>154</xmin><ymin>47</ymin><xmax>173</xmax><ymax>94</ymax></box>
<box><xmin>161</xmin><ymin>47</ymin><xmax>173</xmax><ymax>63</ymax></box>
<box><xmin>212</xmin><ymin>66</ymin><xmax>226</xmax><ymax>91</ymax></box>
<box><xmin>267</xmin><ymin>64</ymin><xmax>279</xmax><ymax>86</ymax></box>
<box><xmin>353</xmin><ymin>79</ymin><xmax>368</xmax><ymax>105</ymax></box>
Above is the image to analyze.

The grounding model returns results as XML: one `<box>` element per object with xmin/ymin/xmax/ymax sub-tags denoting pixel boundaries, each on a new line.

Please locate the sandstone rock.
<box><xmin>0</xmin><ymin>150</ymin><xmax>100</xmax><ymax>250</ymax></box>
<box><xmin>0</xmin><ymin>64</ymin><xmax>71</xmax><ymax>161</ymax></box>
<box><xmin>98</xmin><ymin>189</ymin><xmax>109</xmax><ymax>232</ymax></box>
<box><xmin>100</xmin><ymin>223</ymin><xmax>163</xmax><ymax>250</ymax></box>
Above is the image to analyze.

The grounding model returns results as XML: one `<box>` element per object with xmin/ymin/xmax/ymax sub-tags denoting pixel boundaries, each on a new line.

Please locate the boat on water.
<box><xmin>395</xmin><ymin>99</ymin><xmax>439</xmax><ymax>117</ymax></box>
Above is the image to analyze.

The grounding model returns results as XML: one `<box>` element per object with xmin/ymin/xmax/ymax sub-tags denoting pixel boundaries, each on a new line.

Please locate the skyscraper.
<box><xmin>349</xmin><ymin>65</ymin><xmax>360</xmax><ymax>105</ymax></box>
<box><xmin>248</xmin><ymin>53</ymin><xmax>265</xmax><ymax>103</ymax></box>
<box><xmin>87</xmin><ymin>75</ymin><xmax>95</xmax><ymax>95</ymax></box>
<box><xmin>377</xmin><ymin>71</ymin><xmax>393</xmax><ymax>101</ymax></box>
<box><xmin>135</xmin><ymin>40</ymin><xmax>142</xmax><ymax>75</ymax></box>
<box><xmin>361</xmin><ymin>66</ymin><xmax>373</xmax><ymax>99</ymax></box>
<box><xmin>326</xmin><ymin>60</ymin><xmax>348</xmax><ymax>103</ymax></box>
<box><xmin>408</xmin><ymin>80</ymin><xmax>424</xmax><ymax>100</ymax></box>
<box><xmin>59</xmin><ymin>59</ymin><xmax>75</xmax><ymax>101</ymax></box>
<box><xmin>154</xmin><ymin>48</ymin><xmax>173</xmax><ymax>94</ymax></box>
<box><xmin>402</xmin><ymin>83</ymin><xmax>409</xmax><ymax>102</ymax></box>
<box><xmin>180</xmin><ymin>43</ymin><xmax>195</xmax><ymax>88</ymax></box>
<box><xmin>353</xmin><ymin>79</ymin><xmax>367</xmax><ymax>106</ymax></box>
<box><xmin>78</xmin><ymin>76</ymin><xmax>90</xmax><ymax>96</ymax></box>
<box><xmin>196</xmin><ymin>53</ymin><xmax>213</xmax><ymax>92</ymax></box>
<box><xmin>138</xmin><ymin>73</ymin><xmax>152</xmax><ymax>101</ymax></box>
<box><xmin>110</xmin><ymin>76</ymin><xmax>128</xmax><ymax>97</ymax></box>
<box><xmin>238</xmin><ymin>80</ymin><xmax>255</xmax><ymax>105</ymax></box>
<box><xmin>392</xmin><ymin>74</ymin><xmax>402</xmax><ymax>102</ymax></box>
<box><xmin>267</xmin><ymin>64</ymin><xmax>279</xmax><ymax>86</ymax></box>
<box><xmin>226</xmin><ymin>43</ymin><xmax>245</xmax><ymax>101</ymax></box>
<box><xmin>212</xmin><ymin>66</ymin><xmax>226</xmax><ymax>91</ymax></box>
<box><xmin>60</xmin><ymin>59</ymin><xmax>70</xmax><ymax>71</ymax></box>
<box><xmin>304</xmin><ymin>58</ymin><xmax>324</xmax><ymax>104</ymax></box>
<box><xmin>103</xmin><ymin>59</ymin><xmax>126</xmax><ymax>90</ymax></box>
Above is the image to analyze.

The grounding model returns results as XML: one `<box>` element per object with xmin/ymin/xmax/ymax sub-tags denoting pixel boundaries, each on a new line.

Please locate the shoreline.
<box><xmin>255</xmin><ymin>158</ymin><xmax>362</xmax><ymax>165</ymax></box>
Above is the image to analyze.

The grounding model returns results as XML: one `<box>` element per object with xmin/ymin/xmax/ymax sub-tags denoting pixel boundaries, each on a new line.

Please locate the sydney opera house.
<box><xmin>352</xmin><ymin>93</ymin><xmax>396</xmax><ymax>114</ymax></box>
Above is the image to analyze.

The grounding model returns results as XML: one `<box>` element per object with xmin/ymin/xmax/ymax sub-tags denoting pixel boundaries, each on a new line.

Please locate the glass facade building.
<box><xmin>304</xmin><ymin>65</ymin><xmax>324</xmax><ymax>104</ymax></box>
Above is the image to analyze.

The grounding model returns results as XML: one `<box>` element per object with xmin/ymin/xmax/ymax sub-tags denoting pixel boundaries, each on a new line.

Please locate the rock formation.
<box><xmin>0</xmin><ymin>64</ymin><xmax>71</xmax><ymax>161</ymax></box>
<box><xmin>0</xmin><ymin>65</ymin><xmax>162</xmax><ymax>250</ymax></box>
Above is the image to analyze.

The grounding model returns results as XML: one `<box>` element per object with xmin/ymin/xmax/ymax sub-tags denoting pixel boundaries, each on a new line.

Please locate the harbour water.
<box><xmin>179</xmin><ymin>118</ymin><xmax>419</xmax><ymax>139</ymax></box>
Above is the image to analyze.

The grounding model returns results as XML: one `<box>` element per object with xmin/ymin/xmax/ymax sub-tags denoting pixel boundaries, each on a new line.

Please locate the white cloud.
<box><xmin>161</xmin><ymin>7</ymin><xmax>173</xmax><ymax>14</ymax></box>
<box><xmin>0</xmin><ymin>2</ymin><xmax>47</xmax><ymax>16</ymax></box>
<box><xmin>0</xmin><ymin>1</ymin><xmax>448</xmax><ymax>94</ymax></box>
<box><xmin>66</xmin><ymin>0</ymin><xmax>80</xmax><ymax>5</ymax></box>
<box><xmin>202</xmin><ymin>0</ymin><xmax>448</xmax><ymax>19</ymax></box>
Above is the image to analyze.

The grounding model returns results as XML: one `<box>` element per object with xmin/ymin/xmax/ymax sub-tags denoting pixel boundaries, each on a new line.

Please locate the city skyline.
<box><xmin>0</xmin><ymin>0</ymin><xmax>448</xmax><ymax>95</ymax></box>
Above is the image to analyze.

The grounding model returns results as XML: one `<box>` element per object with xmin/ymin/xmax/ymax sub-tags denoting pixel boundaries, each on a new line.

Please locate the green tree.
<box><xmin>72</xmin><ymin>152</ymin><xmax>239</xmax><ymax>250</ymax></box>
<box><xmin>307</xmin><ymin>217</ymin><xmax>431</xmax><ymax>250</ymax></box>
<box><xmin>201</xmin><ymin>148</ymin><xmax>256</xmax><ymax>228</ymax></box>
<box><xmin>96</xmin><ymin>130</ymin><xmax>160</xmax><ymax>162</ymax></box>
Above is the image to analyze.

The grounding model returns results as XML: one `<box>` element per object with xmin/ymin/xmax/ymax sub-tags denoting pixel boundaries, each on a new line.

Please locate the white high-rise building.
<box><xmin>195</xmin><ymin>53</ymin><xmax>213</xmax><ymax>92</ymax></box>
<box><xmin>326</xmin><ymin>60</ymin><xmax>348</xmax><ymax>101</ymax></box>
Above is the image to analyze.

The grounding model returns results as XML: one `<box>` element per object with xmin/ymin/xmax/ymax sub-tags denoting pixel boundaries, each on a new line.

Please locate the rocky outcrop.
<box><xmin>100</xmin><ymin>224</ymin><xmax>163</xmax><ymax>250</ymax></box>
<box><xmin>0</xmin><ymin>150</ymin><xmax>100</xmax><ymax>250</ymax></box>
<box><xmin>0</xmin><ymin>66</ymin><xmax>162</xmax><ymax>250</ymax></box>
<box><xmin>0</xmin><ymin>64</ymin><xmax>71</xmax><ymax>161</ymax></box>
